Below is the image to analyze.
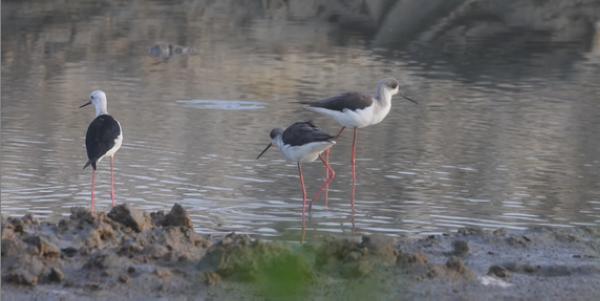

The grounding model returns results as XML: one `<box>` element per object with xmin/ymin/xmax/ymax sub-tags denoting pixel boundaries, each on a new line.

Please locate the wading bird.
<box><xmin>300</xmin><ymin>78</ymin><xmax>417</xmax><ymax>210</ymax></box>
<box><xmin>256</xmin><ymin>121</ymin><xmax>336</xmax><ymax>215</ymax></box>
<box><xmin>81</xmin><ymin>90</ymin><xmax>123</xmax><ymax>212</ymax></box>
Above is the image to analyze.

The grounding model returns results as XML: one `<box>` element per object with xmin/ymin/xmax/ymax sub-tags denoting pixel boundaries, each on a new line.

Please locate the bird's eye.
<box><xmin>391</xmin><ymin>84</ymin><xmax>398</xmax><ymax>89</ymax></box>
<box><xmin>90</xmin><ymin>96</ymin><xmax>93</xmax><ymax>99</ymax></box>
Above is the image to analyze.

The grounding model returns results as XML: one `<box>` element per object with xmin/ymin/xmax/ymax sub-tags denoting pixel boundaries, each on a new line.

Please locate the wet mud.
<box><xmin>2</xmin><ymin>204</ymin><xmax>599</xmax><ymax>299</ymax></box>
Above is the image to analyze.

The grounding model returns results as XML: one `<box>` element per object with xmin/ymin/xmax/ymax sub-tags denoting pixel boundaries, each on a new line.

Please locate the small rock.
<box><xmin>315</xmin><ymin>235</ymin><xmax>360</xmax><ymax>268</ymax></box>
<box><xmin>154</xmin><ymin>267</ymin><xmax>172</xmax><ymax>278</ymax></box>
<box><xmin>119</xmin><ymin>240</ymin><xmax>143</xmax><ymax>255</ymax></box>
<box><xmin>162</xmin><ymin>203</ymin><xmax>193</xmax><ymax>229</ymax></box>
<box><xmin>191</xmin><ymin>232</ymin><xmax>208</xmax><ymax>247</ymax></box>
<box><xmin>2</xmin><ymin>238</ymin><xmax>26</xmax><ymax>257</ymax></box>
<box><xmin>7</xmin><ymin>217</ymin><xmax>25</xmax><ymax>233</ymax></box>
<box><xmin>70</xmin><ymin>207</ymin><xmax>91</xmax><ymax>220</ymax></box>
<box><xmin>107</xmin><ymin>203</ymin><xmax>149</xmax><ymax>232</ymax></box>
<box><xmin>96</xmin><ymin>223</ymin><xmax>114</xmax><ymax>240</ymax></box>
<box><xmin>58</xmin><ymin>219</ymin><xmax>69</xmax><ymax>228</ymax></box>
<box><xmin>340</xmin><ymin>261</ymin><xmax>372</xmax><ymax>278</ymax></box>
<box><xmin>458</xmin><ymin>227</ymin><xmax>482</xmax><ymax>236</ymax></box>
<box><xmin>446</xmin><ymin>256</ymin><xmax>465</xmax><ymax>273</ymax></box>
<box><xmin>506</xmin><ymin>236</ymin><xmax>530</xmax><ymax>247</ymax></box>
<box><xmin>397</xmin><ymin>251</ymin><xmax>429</xmax><ymax>268</ymax></box>
<box><xmin>119</xmin><ymin>274</ymin><xmax>130</xmax><ymax>283</ymax></box>
<box><xmin>21</xmin><ymin>213</ymin><xmax>39</xmax><ymax>224</ymax></box>
<box><xmin>24</xmin><ymin>236</ymin><xmax>61</xmax><ymax>260</ymax></box>
<box><xmin>493</xmin><ymin>229</ymin><xmax>506</xmax><ymax>236</ymax></box>
<box><xmin>7</xmin><ymin>255</ymin><xmax>46</xmax><ymax>277</ymax></box>
<box><xmin>2</xmin><ymin>227</ymin><xmax>15</xmax><ymax>240</ymax></box>
<box><xmin>343</xmin><ymin>251</ymin><xmax>362</xmax><ymax>262</ymax></box>
<box><xmin>523</xmin><ymin>264</ymin><xmax>541</xmax><ymax>273</ymax></box>
<box><xmin>85</xmin><ymin>283</ymin><xmax>101</xmax><ymax>291</ymax></box>
<box><xmin>452</xmin><ymin>240</ymin><xmax>470</xmax><ymax>255</ymax></box>
<box><xmin>143</xmin><ymin>244</ymin><xmax>169</xmax><ymax>259</ymax></box>
<box><xmin>61</xmin><ymin>247</ymin><xmax>79</xmax><ymax>258</ymax></box>
<box><xmin>488</xmin><ymin>265</ymin><xmax>511</xmax><ymax>278</ymax></box>
<box><xmin>49</xmin><ymin>267</ymin><xmax>64</xmax><ymax>282</ymax></box>
<box><xmin>80</xmin><ymin>229</ymin><xmax>102</xmax><ymax>249</ymax></box>
<box><xmin>556</xmin><ymin>233</ymin><xmax>579</xmax><ymax>243</ymax></box>
<box><xmin>502</xmin><ymin>261</ymin><xmax>520</xmax><ymax>272</ymax></box>
<box><xmin>361</xmin><ymin>234</ymin><xmax>397</xmax><ymax>264</ymax></box>
<box><xmin>205</xmin><ymin>271</ymin><xmax>221</xmax><ymax>285</ymax></box>
<box><xmin>84</xmin><ymin>253</ymin><xmax>132</xmax><ymax>271</ymax></box>
<box><xmin>26</xmin><ymin>244</ymin><xmax>41</xmax><ymax>255</ymax></box>
<box><xmin>150</xmin><ymin>210</ymin><xmax>166</xmax><ymax>227</ymax></box>
<box><xmin>544</xmin><ymin>265</ymin><xmax>571</xmax><ymax>277</ymax></box>
<box><xmin>7</xmin><ymin>269</ymin><xmax>38</xmax><ymax>286</ymax></box>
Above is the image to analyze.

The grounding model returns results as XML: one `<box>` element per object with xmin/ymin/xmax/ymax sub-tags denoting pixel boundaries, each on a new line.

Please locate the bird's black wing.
<box><xmin>282</xmin><ymin>121</ymin><xmax>334</xmax><ymax>147</ymax></box>
<box><xmin>300</xmin><ymin>91</ymin><xmax>373</xmax><ymax>112</ymax></box>
<box><xmin>84</xmin><ymin>115</ymin><xmax>121</xmax><ymax>170</ymax></box>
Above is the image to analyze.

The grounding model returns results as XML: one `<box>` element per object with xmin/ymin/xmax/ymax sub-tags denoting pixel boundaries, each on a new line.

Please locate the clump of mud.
<box><xmin>2</xmin><ymin>205</ymin><xmax>600</xmax><ymax>299</ymax></box>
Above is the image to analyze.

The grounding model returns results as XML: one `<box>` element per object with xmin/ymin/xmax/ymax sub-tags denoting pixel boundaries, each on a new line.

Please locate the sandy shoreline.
<box><xmin>2</xmin><ymin>204</ymin><xmax>599</xmax><ymax>299</ymax></box>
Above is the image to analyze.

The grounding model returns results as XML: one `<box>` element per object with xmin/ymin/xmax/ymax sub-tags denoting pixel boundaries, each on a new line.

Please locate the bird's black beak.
<box><xmin>398</xmin><ymin>92</ymin><xmax>418</xmax><ymax>104</ymax></box>
<box><xmin>80</xmin><ymin>101</ymin><xmax>92</xmax><ymax>108</ymax></box>
<box><xmin>256</xmin><ymin>143</ymin><xmax>273</xmax><ymax>160</ymax></box>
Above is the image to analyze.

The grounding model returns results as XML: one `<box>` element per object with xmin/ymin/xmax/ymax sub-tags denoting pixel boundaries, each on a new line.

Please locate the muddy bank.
<box><xmin>2</xmin><ymin>204</ymin><xmax>599</xmax><ymax>299</ymax></box>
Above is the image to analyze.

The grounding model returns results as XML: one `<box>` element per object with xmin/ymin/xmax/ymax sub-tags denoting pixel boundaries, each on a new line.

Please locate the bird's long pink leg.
<box><xmin>324</xmin><ymin>149</ymin><xmax>330</xmax><ymax>207</ymax></box>
<box><xmin>298</xmin><ymin>163</ymin><xmax>307</xmax><ymax>216</ymax></box>
<box><xmin>334</xmin><ymin>126</ymin><xmax>346</xmax><ymax>141</ymax></box>
<box><xmin>309</xmin><ymin>154</ymin><xmax>336</xmax><ymax>212</ymax></box>
<box><xmin>323</xmin><ymin>126</ymin><xmax>346</xmax><ymax>207</ymax></box>
<box><xmin>301</xmin><ymin>213</ymin><xmax>306</xmax><ymax>243</ymax></box>
<box><xmin>351</xmin><ymin>127</ymin><xmax>357</xmax><ymax>213</ymax></box>
<box><xmin>91</xmin><ymin>170</ymin><xmax>96</xmax><ymax>212</ymax></box>
<box><xmin>111</xmin><ymin>156</ymin><xmax>115</xmax><ymax>207</ymax></box>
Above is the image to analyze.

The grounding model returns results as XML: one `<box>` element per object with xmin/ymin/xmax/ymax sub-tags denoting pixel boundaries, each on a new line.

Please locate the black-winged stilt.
<box><xmin>300</xmin><ymin>78</ymin><xmax>417</xmax><ymax>209</ymax></box>
<box><xmin>80</xmin><ymin>90</ymin><xmax>123</xmax><ymax>212</ymax></box>
<box><xmin>256</xmin><ymin>121</ymin><xmax>336</xmax><ymax>216</ymax></box>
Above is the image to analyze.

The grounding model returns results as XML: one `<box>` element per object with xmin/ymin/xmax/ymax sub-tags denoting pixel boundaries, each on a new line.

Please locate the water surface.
<box><xmin>2</xmin><ymin>0</ymin><xmax>600</xmax><ymax>241</ymax></box>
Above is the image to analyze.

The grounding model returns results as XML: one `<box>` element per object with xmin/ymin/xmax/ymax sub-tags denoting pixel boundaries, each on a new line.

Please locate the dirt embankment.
<box><xmin>2</xmin><ymin>204</ymin><xmax>600</xmax><ymax>299</ymax></box>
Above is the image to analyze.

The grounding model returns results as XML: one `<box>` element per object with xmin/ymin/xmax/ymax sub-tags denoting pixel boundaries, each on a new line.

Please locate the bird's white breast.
<box><xmin>306</xmin><ymin>104</ymin><xmax>390</xmax><ymax>128</ymax></box>
<box><xmin>279</xmin><ymin>141</ymin><xmax>335</xmax><ymax>163</ymax></box>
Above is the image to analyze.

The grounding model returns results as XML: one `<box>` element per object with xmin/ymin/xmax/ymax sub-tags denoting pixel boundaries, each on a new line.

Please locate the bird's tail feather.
<box><xmin>294</xmin><ymin>101</ymin><xmax>313</xmax><ymax>105</ymax></box>
<box><xmin>83</xmin><ymin>160</ymin><xmax>97</xmax><ymax>170</ymax></box>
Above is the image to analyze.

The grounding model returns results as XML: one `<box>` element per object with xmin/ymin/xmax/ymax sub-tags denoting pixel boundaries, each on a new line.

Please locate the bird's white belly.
<box><xmin>279</xmin><ymin>141</ymin><xmax>335</xmax><ymax>163</ymax></box>
<box><xmin>306</xmin><ymin>105</ymin><xmax>390</xmax><ymax>128</ymax></box>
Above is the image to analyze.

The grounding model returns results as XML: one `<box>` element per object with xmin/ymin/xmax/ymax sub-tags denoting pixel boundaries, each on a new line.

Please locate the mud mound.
<box><xmin>2</xmin><ymin>206</ymin><xmax>600</xmax><ymax>299</ymax></box>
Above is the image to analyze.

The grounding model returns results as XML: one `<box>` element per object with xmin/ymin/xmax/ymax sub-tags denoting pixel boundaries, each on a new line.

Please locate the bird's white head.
<box><xmin>256</xmin><ymin>128</ymin><xmax>284</xmax><ymax>160</ymax></box>
<box><xmin>80</xmin><ymin>90</ymin><xmax>108</xmax><ymax>117</ymax></box>
<box><xmin>379</xmin><ymin>78</ymin><xmax>400</xmax><ymax>95</ymax></box>
<box><xmin>377</xmin><ymin>78</ymin><xmax>418</xmax><ymax>104</ymax></box>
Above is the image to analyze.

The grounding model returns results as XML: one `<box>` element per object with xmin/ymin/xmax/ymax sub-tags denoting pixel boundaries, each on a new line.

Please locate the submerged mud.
<box><xmin>2</xmin><ymin>204</ymin><xmax>599</xmax><ymax>299</ymax></box>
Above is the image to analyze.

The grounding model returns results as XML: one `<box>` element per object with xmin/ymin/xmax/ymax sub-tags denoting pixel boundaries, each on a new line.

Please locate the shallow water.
<box><xmin>2</xmin><ymin>0</ymin><xmax>600</xmax><ymax>241</ymax></box>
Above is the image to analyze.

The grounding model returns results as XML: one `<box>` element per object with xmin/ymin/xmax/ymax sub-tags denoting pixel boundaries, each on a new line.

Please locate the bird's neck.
<box><xmin>375</xmin><ymin>87</ymin><xmax>393</xmax><ymax>106</ymax></box>
<box><xmin>275</xmin><ymin>136</ymin><xmax>284</xmax><ymax>148</ymax></box>
<box><xmin>95</xmin><ymin>102</ymin><xmax>108</xmax><ymax>117</ymax></box>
